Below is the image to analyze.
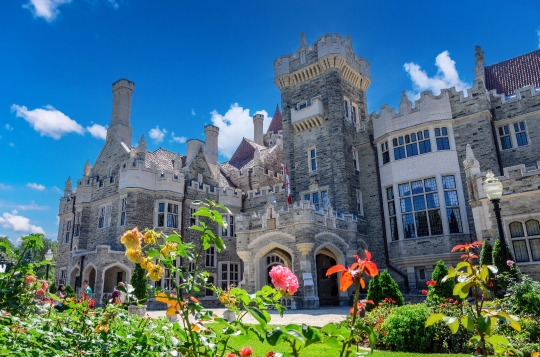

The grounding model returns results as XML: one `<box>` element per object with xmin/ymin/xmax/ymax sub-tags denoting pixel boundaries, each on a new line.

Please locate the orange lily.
<box><xmin>326</xmin><ymin>250</ymin><xmax>378</xmax><ymax>291</ymax></box>
<box><xmin>451</xmin><ymin>241</ymin><xmax>483</xmax><ymax>252</ymax></box>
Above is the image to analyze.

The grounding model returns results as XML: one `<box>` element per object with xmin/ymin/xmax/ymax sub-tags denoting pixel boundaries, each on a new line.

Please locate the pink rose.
<box><xmin>36</xmin><ymin>288</ymin><xmax>45</xmax><ymax>296</ymax></box>
<box><xmin>269</xmin><ymin>266</ymin><xmax>299</xmax><ymax>295</ymax></box>
<box><xmin>24</xmin><ymin>275</ymin><xmax>37</xmax><ymax>284</ymax></box>
<box><xmin>507</xmin><ymin>260</ymin><xmax>515</xmax><ymax>267</ymax></box>
<box><xmin>41</xmin><ymin>281</ymin><xmax>48</xmax><ymax>291</ymax></box>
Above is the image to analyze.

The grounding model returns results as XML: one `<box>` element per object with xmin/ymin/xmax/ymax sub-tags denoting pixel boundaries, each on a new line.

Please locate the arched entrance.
<box><xmin>69</xmin><ymin>267</ymin><xmax>80</xmax><ymax>288</ymax></box>
<box><xmin>102</xmin><ymin>264</ymin><xmax>128</xmax><ymax>296</ymax></box>
<box><xmin>84</xmin><ymin>265</ymin><xmax>96</xmax><ymax>295</ymax></box>
<box><xmin>316</xmin><ymin>248</ymin><xmax>339</xmax><ymax>306</ymax></box>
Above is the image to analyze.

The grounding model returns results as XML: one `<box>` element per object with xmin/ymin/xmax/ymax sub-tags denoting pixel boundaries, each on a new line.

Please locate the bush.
<box><xmin>479</xmin><ymin>240</ymin><xmax>493</xmax><ymax>265</ymax></box>
<box><xmin>131</xmin><ymin>263</ymin><xmax>148</xmax><ymax>303</ymax></box>
<box><xmin>492</xmin><ymin>237</ymin><xmax>518</xmax><ymax>275</ymax></box>
<box><xmin>48</xmin><ymin>281</ymin><xmax>57</xmax><ymax>294</ymax></box>
<box><xmin>504</xmin><ymin>276</ymin><xmax>540</xmax><ymax>316</ymax></box>
<box><xmin>426</xmin><ymin>260</ymin><xmax>454</xmax><ymax>304</ymax></box>
<box><xmin>430</xmin><ymin>298</ymin><xmax>473</xmax><ymax>353</ymax></box>
<box><xmin>381</xmin><ymin>304</ymin><xmax>434</xmax><ymax>352</ymax></box>
<box><xmin>64</xmin><ymin>284</ymin><xmax>76</xmax><ymax>298</ymax></box>
<box><xmin>496</xmin><ymin>315</ymin><xmax>540</xmax><ymax>357</ymax></box>
<box><xmin>365</xmin><ymin>271</ymin><xmax>404</xmax><ymax>310</ymax></box>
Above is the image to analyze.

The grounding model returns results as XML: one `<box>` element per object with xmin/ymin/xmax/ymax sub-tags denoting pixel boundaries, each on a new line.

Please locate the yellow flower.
<box><xmin>147</xmin><ymin>264</ymin><xmax>165</xmax><ymax>282</ymax></box>
<box><xmin>126</xmin><ymin>248</ymin><xmax>144</xmax><ymax>264</ymax></box>
<box><xmin>140</xmin><ymin>257</ymin><xmax>152</xmax><ymax>270</ymax></box>
<box><xmin>120</xmin><ymin>227</ymin><xmax>143</xmax><ymax>250</ymax></box>
<box><xmin>143</xmin><ymin>231</ymin><xmax>157</xmax><ymax>244</ymax></box>
<box><xmin>160</xmin><ymin>243</ymin><xmax>178</xmax><ymax>257</ymax></box>
<box><xmin>94</xmin><ymin>322</ymin><xmax>109</xmax><ymax>333</ymax></box>
<box><xmin>166</xmin><ymin>306</ymin><xmax>177</xmax><ymax>317</ymax></box>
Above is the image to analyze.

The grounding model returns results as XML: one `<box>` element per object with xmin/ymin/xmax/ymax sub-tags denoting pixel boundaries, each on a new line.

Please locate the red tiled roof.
<box><xmin>485</xmin><ymin>50</ymin><xmax>540</xmax><ymax>95</ymax></box>
<box><xmin>145</xmin><ymin>148</ymin><xmax>181</xmax><ymax>171</ymax></box>
<box><xmin>267</xmin><ymin>104</ymin><xmax>283</xmax><ymax>134</ymax></box>
<box><xmin>228</xmin><ymin>138</ymin><xmax>267</xmax><ymax>169</ymax></box>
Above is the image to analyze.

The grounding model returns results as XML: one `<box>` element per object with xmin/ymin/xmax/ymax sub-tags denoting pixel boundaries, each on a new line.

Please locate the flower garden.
<box><xmin>1</xmin><ymin>201</ymin><xmax>540</xmax><ymax>357</ymax></box>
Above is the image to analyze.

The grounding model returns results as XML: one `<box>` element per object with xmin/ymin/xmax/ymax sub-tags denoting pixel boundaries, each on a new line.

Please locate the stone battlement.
<box><xmin>118</xmin><ymin>159</ymin><xmax>185</xmax><ymax>193</ymax></box>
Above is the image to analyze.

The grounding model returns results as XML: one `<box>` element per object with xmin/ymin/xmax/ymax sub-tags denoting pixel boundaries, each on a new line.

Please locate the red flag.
<box><xmin>285</xmin><ymin>163</ymin><xmax>292</xmax><ymax>204</ymax></box>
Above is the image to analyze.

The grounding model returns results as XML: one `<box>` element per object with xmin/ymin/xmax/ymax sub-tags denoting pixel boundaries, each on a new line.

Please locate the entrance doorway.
<box><xmin>316</xmin><ymin>250</ymin><xmax>339</xmax><ymax>306</ymax></box>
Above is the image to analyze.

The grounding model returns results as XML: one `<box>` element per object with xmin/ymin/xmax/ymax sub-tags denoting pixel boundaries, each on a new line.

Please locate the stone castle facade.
<box><xmin>55</xmin><ymin>34</ymin><xmax>540</xmax><ymax>308</ymax></box>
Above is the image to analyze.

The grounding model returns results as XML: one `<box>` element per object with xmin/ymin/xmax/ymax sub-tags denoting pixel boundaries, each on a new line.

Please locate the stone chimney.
<box><xmin>253</xmin><ymin>113</ymin><xmax>264</xmax><ymax>146</ymax></box>
<box><xmin>109</xmin><ymin>79</ymin><xmax>135</xmax><ymax>144</ymax></box>
<box><xmin>64</xmin><ymin>176</ymin><xmax>72</xmax><ymax>197</ymax></box>
<box><xmin>186</xmin><ymin>139</ymin><xmax>205</xmax><ymax>164</ymax></box>
<box><xmin>204</xmin><ymin>125</ymin><xmax>219</xmax><ymax>165</ymax></box>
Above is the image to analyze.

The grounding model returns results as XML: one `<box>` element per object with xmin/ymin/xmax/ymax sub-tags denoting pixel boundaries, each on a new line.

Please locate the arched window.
<box><xmin>525</xmin><ymin>220</ymin><xmax>540</xmax><ymax>236</ymax></box>
<box><xmin>509</xmin><ymin>222</ymin><xmax>524</xmax><ymax>238</ymax></box>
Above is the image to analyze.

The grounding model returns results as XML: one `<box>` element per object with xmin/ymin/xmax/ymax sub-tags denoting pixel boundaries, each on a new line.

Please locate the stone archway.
<box><xmin>253</xmin><ymin>243</ymin><xmax>294</xmax><ymax>291</ymax></box>
<box><xmin>314</xmin><ymin>242</ymin><xmax>347</xmax><ymax>306</ymax></box>
<box><xmin>69</xmin><ymin>267</ymin><xmax>80</xmax><ymax>288</ymax></box>
<box><xmin>83</xmin><ymin>264</ymin><xmax>97</xmax><ymax>296</ymax></box>
<box><xmin>102</xmin><ymin>264</ymin><xmax>129</xmax><ymax>296</ymax></box>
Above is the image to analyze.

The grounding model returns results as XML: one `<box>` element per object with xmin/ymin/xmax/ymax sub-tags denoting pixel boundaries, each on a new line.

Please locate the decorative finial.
<box><xmin>463</xmin><ymin>144</ymin><xmax>480</xmax><ymax>170</ymax></box>
<box><xmin>300</xmin><ymin>32</ymin><xmax>307</xmax><ymax>48</ymax></box>
<box><xmin>138</xmin><ymin>134</ymin><xmax>146</xmax><ymax>150</ymax></box>
<box><xmin>345</xmin><ymin>34</ymin><xmax>352</xmax><ymax>48</ymax></box>
<box><xmin>83</xmin><ymin>159</ymin><xmax>92</xmax><ymax>177</ymax></box>
<box><xmin>474</xmin><ymin>45</ymin><xmax>485</xmax><ymax>79</ymax></box>
<box><xmin>399</xmin><ymin>90</ymin><xmax>412</xmax><ymax>114</ymax></box>
<box><xmin>64</xmin><ymin>176</ymin><xmax>72</xmax><ymax>193</ymax></box>
<box><xmin>475</xmin><ymin>45</ymin><xmax>484</xmax><ymax>61</ymax></box>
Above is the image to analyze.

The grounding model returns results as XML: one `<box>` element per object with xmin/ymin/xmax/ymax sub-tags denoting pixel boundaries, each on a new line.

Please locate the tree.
<box><xmin>64</xmin><ymin>284</ymin><xmax>76</xmax><ymax>298</ymax></box>
<box><xmin>492</xmin><ymin>237</ymin><xmax>517</xmax><ymax>275</ymax></box>
<box><xmin>426</xmin><ymin>260</ymin><xmax>454</xmax><ymax>304</ymax></box>
<box><xmin>48</xmin><ymin>282</ymin><xmax>57</xmax><ymax>294</ymax></box>
<box><xmin>479</xmin><ymin>240</ymin><xmax>493</xmax><ymax>266</ymax></box>
<box><xmin>366</xmin><ymin>271</ymin><xmax>404</xmax><ymax>310</ymax></box>
<box><xmin>131</xmin><ymin>263</ymin><xmax>148</xmax><ymax>303</ymax></box>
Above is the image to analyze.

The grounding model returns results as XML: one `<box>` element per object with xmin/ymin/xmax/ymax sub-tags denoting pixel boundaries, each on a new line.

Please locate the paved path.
<box><xmin>147</xmin><ymin>306</ymin><xmax>350</xmax><ymax>327</ymax></box>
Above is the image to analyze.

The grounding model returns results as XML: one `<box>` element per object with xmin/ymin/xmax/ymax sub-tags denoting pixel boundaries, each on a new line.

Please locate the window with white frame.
<box><xmin>387</xmin><ymin>187</ymin><xmax>399</xmax><ymax>241</ymax></box>
<box><xmin>188</xmin><ymin>262</ymin><xmax>195</xmax><ymax>272</ymax></box>
<box><xmin>508</xmin><ymin>219</ymin><xmax>540</xmax><ymax>263</ymax></box>
<box><xmin>442</xmin><ymin>175</ymin><xmax>463</xmax><ymax>233</ymax></box>
<box><xmin>435</xmin><ymin>127</ymin><xmax>450</xmax><ymax>150</ymax></box>
<box><xmin>356</xmin><ymin>190</ymin><xmax>364</xmax><ymax>216</ymax></box>
<box><xmin>381</xmin><ymin>142</ymin><xmax>390</xmax><ymax>165</ymax></box>
<box><xmin>74</xmin><ymin>212</ymin><xmax>81</xmax><ymax>237</ymax></box>
<box><xmin>304</xmin><ymin>190</ymin><xmax>328</xmax><ymax>210</ymax></box>
<box><xmin>157</xmin><ymin>202</ymin><xmax>179</xmax><ymax>228</ymax></box>
<box><xmin>98</xmin><ymin>204</ymin><xmax>112</xmax><ymax>228</ymax></box>
<box><xmin>391</xmin><ymin>130</ymin><xmax>431</xmax><ymax>162</ymax></box>
<box><xmin>205</xmin><ymin>246</ymin><xmax>216</xmax><ymax>267</ymax></box>
<box><xmin>64</xmin><ymin>220</ymin><xmax>72</xmax><ymax>243</ymax></box>
<box><xmin>219</xmin><ymin>262</ymin><xmax>240</xmax><ymax>289</ymax></box>
<box><xmin>308</xmin><ymin>148</ymin><xmax>317</xmax><ymax>171</ymax></box>
<box><xmin>205</xmin><ymin>275</ymin><xmax>215</xmax><ymax>297</ymax></box>
<box><xmin>221</xmin><ymin>215</ymin><xmax>234</xmax><ymax>237</ymax></box>
<box><xmin>157</xmin><ymin>258</ymin><xmax>178</xmax><ymax>290</ymax></box>
<box><xmin>120</xmin><ymin>198</ymin><xmax>127</xmax><ymax>226</ymax></box>
<box><xmin>399</xmin><ymin>178</ymin><xmax>444</xmax><ymax>239</ymax></box>
<box><xmin>498</xmin><ymin>125</ymin><xmax>512</xmax><ymax>150</ymax></box>
<box><xmin>514</xmin><ymin>121</ymin><xmax>528</xmax><ymax>147</ymax></box>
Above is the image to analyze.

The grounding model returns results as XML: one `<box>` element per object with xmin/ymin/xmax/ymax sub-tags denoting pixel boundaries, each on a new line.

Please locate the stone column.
<box><xmin>296</xmin><ymin>243</ymin><xmax>319</xmax><ymax>309</ymax></box>
<box><xmin>237</xmin><ymin>250</ymin><xmax>255</xmax><ymax>292</ymax></box>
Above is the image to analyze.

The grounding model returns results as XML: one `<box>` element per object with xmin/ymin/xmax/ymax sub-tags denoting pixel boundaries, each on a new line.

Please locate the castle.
<box><xmin>55</xmin><ymin>33</ymin><xmax>540</xmax><ymax>308</ymax></box>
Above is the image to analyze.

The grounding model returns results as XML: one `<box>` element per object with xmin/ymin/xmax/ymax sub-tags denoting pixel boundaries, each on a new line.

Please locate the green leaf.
<box><xmin>478</xmin><ymin>315</ymin><xmax>491</xmax><ymax>333</ymax></box>
<box><xmin>358</xmin><ymin>325</ymin><xmax>376</xmax><ymax>352</ymax></box>
<box><xmin>147</xmin><ymin>248</ymin><xmax>160</xmax><ymax>258</ymax></box>
<box><xmin>166</xmin><ymin>234</ymin><xmax>182</xmax><ymax>244</ymax></box>
<box><xmin>192</xmin><ymin>210</ymin><xmax>213</xmax><ymax>219</ymax></box>
<box><xmin>245</xmin><ymin>307</ymin><xmax>269</xmax><ymax>327</ymax></box>
<box><xmin>453</xmin><ymin>281</ymin><xmax>471</xmax><ymax>299</ymax></box>
<box><xmin>487</xmin><ymin>335</ymin><xmax>510</xmax><ymax>348</ymax></box>
<box><xmin>284</xmin><ymin>329</ymin><xmax>305</xmax><ymax>346</ymax></box>
<box><xmin>445</xmin><ymin>317</ymin><xmax>460</xmax><ymax>334</ymax></box>
<box><xmin>190</xmin><ymin>225</ymin><xmax>204</xmax><ymax>232</ymax></box>
<box><xmin>266</xmin><ymin>328</ymin><xmax>283</xmax><ymax>346</ymax></box>
<box><xmin>321</xmin><ymin>323</ymin><xmax>337</xmax><ymax>335</ymax></box>
<box><xmin>426</xmin><ymin>313</ymin><xmax>445</xmax><ymax>327</ymax></box>
<box><xmin>460</xmin><ymin>315</ymin><xmax>475</xmax><ymax>332</ymax></box>
<box><xmin>487</xmin><ymin>265</ymin><xmax>498</xmax><ymax>274</ymax></box>
<box><xmin>495</xmin><ymin>311</ymin><xmax>521</xmax><ymax>332</ymax></box>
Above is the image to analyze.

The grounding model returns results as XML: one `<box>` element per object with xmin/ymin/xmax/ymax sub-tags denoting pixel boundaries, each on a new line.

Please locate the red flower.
<box><xmin>24</xmin><ymin>275</ymin><xmax>37</xmax><ymax>284</ymax></box>
<box><xmin>239</xmin><ymin>347</ymin><xmax>253</xmax><ymax>357</ymax></box>
<box><xmin>426</xmin><ymin>280</ymin><xmax>436</xmax><ymax>287</ymax></box>
<box><xmin>326</xmin><ymin>250</ymin><xmax>378</xmax><ymax>291</ymax></box>
<box><xmin>36</xmin><ymin>288</ymin><xmax>45</xmax><ymax>296</ymax></box>
<box><xmin>349</xmin><ymin>299</ymin><xmax>374</xmax><ymax>315</ymax></box>
<box><xmin>226</xmin><ymin>354</ymin><xmax>237</xmax><ymax>357</ymax></box>
<box><xmin>421</xmin><ymin>290</ymin><xmax>428</xmax><ymax>295</ymax></box>
<box><xmin>451</xmin><ymin>241</ymin><xmax>483</xmax><ymax>252</ymax></box>
<box><xmin>266</xmin><ymin>352</ymin><xmax>275</xmax><ymax>357</ymax></box>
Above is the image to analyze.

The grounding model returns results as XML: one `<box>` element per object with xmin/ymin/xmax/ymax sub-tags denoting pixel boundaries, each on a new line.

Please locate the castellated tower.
<box><xmin>253</xmin><ymin>113</ymin><xmax>264</xmax><ymax>146</ymax></box>
<box><xmin>274</xmin><ymin>33</ymin><xmax>371</xmax><ymax>215</ymax></box>
<box><xmin>109</xmin><ymin>79</ymin><xmax>135</xmax><ymax>144</ymax></box>
<box><xmin>204</xmin><ymin>124</ymin><xmax>220</xmax><ymax>178</ymax></box>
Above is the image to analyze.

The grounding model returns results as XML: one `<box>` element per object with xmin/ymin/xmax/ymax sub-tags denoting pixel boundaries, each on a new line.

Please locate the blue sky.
<box><xmin>1</xmin><ymin>0</ymin><xmax>539</xmax><ymax>243</ymax></box>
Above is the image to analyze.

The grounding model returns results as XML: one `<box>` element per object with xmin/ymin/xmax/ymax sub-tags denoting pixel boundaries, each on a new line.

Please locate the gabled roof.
<box><xmin>267</xmin><ymin>104</ymin><xmax>283</xmax><ymax>134</ymax></box>
<box><xmin>228</xmin><ymin>138</ymin><xmax>267</xmax><ymax>170</ymax></box>
<box><xmin>145</xmin><ymin>148</ymin><xmax>181</xmax><ymax>171</ymax></box>
<box><xmin>485</xmin><ymin>50</ymin><xmax>540</xmax><ymax>95</ymax></box>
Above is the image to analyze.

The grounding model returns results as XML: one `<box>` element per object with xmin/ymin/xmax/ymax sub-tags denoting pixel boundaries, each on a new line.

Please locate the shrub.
<box><xmin>131</xmin><ymin>263</ymin><xmax>148</xmax><ymax>303</ymax></box>
<box><xmin>430</xmin><ymin>298</ymin><xmax>473</xmax><ymax>353</ymax></box>
<box><xmin>64</xmin><ymin>284</ymin><xmax>76</xmax><ymax>298</ymax></box>
<box><xmin>496</xmin><ymin>315</ymin><xmax>540</xmax><ymax>357</ymax></box>
<box><xmin>492</xmin><ymin>237</ymin><xmax>518</xmax><ymax>275</ymax></box>
<box><xmin>365</xmin><ymin>271</ymin><xmax>404</xmax><ymax>310</ymax></box>
<box><xmin>426</xmin><ymin>260</ymin><xmax>454</xmax><ymax>304</ymax></box>
<box><xmin>504</xmin><ymin>275</ymin><xmax>540</xmax><ymax>316</ymax></box>
<box><xmin>381</xmin><ymin>304</ymin><xmax>434</xmax><ymax>352</ymax></box>
<box><xmin>48</xmin><ymin>281</ymin><xmax>57</xmax><ymax>294</ymax></box>
<box><xmin>479</xmin><ymin>239</ymin><xmax>493</xmax><ymax>265</ymax></box>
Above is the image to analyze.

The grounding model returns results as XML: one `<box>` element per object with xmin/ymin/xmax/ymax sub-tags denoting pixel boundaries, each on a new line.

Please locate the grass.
<box><xmin>207</xmin><ymin>322</ymin><xmax>470</xmax><ymax>357</ymax></box>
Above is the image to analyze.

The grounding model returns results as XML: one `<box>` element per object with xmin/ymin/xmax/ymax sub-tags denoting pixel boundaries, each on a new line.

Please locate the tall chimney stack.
<box><xmin>109</xmin><ymin>79</ymin><xmax>135</xmax><ymax>144</ymax></box>
<box><xmin>253</xmin><ymin>113</ymin><xmax>264</xmax><ymax>145</ymax></box>
<box><xmin>204</xmin><ymin>125</ymin><xmax>219</xmax><ymax>165</ymax></box>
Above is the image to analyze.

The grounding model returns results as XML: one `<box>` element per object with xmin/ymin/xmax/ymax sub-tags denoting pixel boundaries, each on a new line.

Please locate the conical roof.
<box><xmin>267</xmin><ymin>104</ymin><xmax>283</xmax><ymax>134</ymax></box>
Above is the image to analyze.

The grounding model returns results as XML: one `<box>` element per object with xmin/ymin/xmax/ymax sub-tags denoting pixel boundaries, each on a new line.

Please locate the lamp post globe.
<box><xmin>482</xmin><ymin>170</ymin><xmax>509</xmax><ymax>271</ymax></box>
<box><xmin>45</xmin><ymin>249</ymin><xmax>53</xmax><ymax>281</ymax></box>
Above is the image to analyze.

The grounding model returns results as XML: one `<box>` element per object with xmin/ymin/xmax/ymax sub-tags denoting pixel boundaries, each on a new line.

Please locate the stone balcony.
<box><xmin>291</xmin><ymin>97</ymin><xmax>324</xmax><ymax>132</ymax></box>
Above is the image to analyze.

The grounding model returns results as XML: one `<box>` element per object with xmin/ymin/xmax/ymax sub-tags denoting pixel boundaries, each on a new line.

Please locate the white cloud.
<box><xmin>404</xmin><ymin>51</ymin><xmax>470</xmax><ymax>101</ymax></box>
<box><xmin>87</xmin><ymin>123</ymin><xmax>108</xmax><ymax>140</ymax></box>
<box><xmin>5</xmin><ymin>124</ymin><xmax>13</xmax><ymax>131</ymax></box>
<box><xmin>53</xmin><ymin>186</ymin><xmax>62</xmax><ymax>194</ymax></box>
<box><xmin>191</xmin><ymin>109</ymin><xmax>196</xmax><ymax>116</ymax></box>
<box><xmin>149</xmin><ymin>126</ymin><xmax>167</xmax><ymax>144</ymax></box>
<box><xmin>11</xmin><ymin>104</ymin><xmax>85</xmax><ymax>139</ymax></box>
<box><xmin>171</xmin><ymin>132</ymin><xmax>187</xmax><ymax>144</ymax></box>
<box><xmin>23</xmin><ymin>0</ymin><xmax>72</xmax><ymax>22</ymax></box>
<box><xmin>0</xmin><ymin>210</ymin><xmax>45</xmax><ymax>234</ymax></box>
<box><xmin>210</xmin><ymin>103</ymin><xmax>271</xmax><ymax>159</ymax></box>
<box><xmin>0</xmin><ymin>183</ymin><xmax>12</xmax><ymax>190</ymax></box>
<box><xmin>17</xmin><ymin>201</ymin><xmax>48</xmax><ymax>211</ymax></box>
<box><xmin>27</xmin><ymin>183</ymin><xmax>45</xmax><ymax>191</ymax></box>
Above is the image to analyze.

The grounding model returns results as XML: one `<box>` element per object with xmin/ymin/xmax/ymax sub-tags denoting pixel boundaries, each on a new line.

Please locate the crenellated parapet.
<box><xmin>118</xmin><ymin>158</ymin><xmax>185</xmax><ymax>193</ymax></box>
<box><xmin>489</xmin><ymin>84</ymin><xmax>540</xmax><ymax>120</ymax></box>
<box><xmin>273</xmin><ymin>33</ymin><xmax>370</xmax><ymax>90</ymax></box>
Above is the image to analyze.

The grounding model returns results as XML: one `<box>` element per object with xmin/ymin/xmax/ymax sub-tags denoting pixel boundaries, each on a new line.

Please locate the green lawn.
<box><xmin>207</xmin><ymin>323</ymin><xmax>470</xmax><ymax>357</ymax></box>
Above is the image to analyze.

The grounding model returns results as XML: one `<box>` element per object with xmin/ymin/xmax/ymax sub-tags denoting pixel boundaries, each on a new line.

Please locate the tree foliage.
<box><xmin>366</xmin><ymin>271</ymin><xmax>404</xmax><ymax>310</ymax></box>
<box><xmin>427</xmin><ymin>260</ymin><xmax>454</xmax><ymax>304</ymax></box>
<box><xmin>131</xmin><ymin>263</ymin><xmax>148</xmax><ymax>303</ymax></box>
<box><xmin>479</xmin><ymin>240</ymin><xmax>493</xmax><ymax>266</ymax></box>
<box><xmin>64</xmin><ymin>284</ymin><xmax>76</xmax><ymax>298</ymax></box>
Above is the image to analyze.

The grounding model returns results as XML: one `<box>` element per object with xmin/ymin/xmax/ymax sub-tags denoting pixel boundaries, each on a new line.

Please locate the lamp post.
<box><xmin>45</xmin><ymin>249</ymin><xmax>53</xmax><ymax>280</ymax></box>
<box><xmin>482</xmin><ymin>170</ymin><xmax>508</xmax><ymax>271</ymax></box>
